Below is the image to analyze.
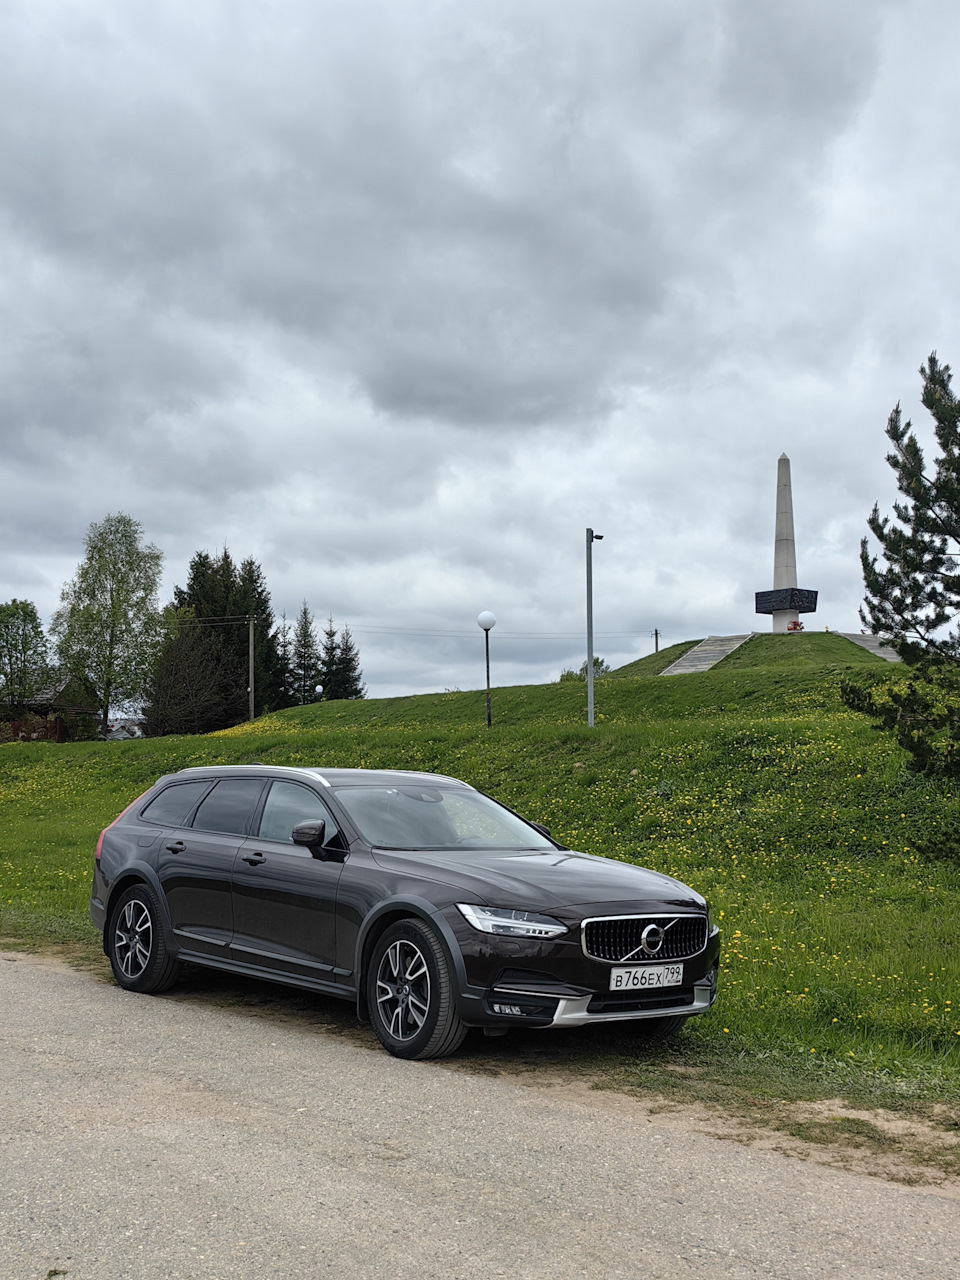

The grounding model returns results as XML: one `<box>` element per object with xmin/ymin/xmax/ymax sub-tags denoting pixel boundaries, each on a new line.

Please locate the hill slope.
<box><xmin>1</xmin><ymin>636</ymin><xmax>957</xmax><ymax>1105</ymax></box>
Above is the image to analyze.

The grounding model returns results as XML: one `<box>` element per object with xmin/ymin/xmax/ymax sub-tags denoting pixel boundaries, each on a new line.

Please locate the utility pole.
<box><xmin>248</xmin><ymin>615</ymin><xmax>255</xmax><ymax>721</ymax></box>
<box><xmin>653</xmin><ymin>628</ymin><xmax>660</xmax><ymax>654</ymax></box>
<box><xmin>586</xmin><ymin>528</ymin><xmax>603</xmax><ymax>727</ymax></box>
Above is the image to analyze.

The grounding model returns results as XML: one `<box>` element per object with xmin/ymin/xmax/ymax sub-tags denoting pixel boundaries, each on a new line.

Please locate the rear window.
<box><xmin>140</xmin><ymin>781</ymin><xmax>211</xmax><ymax>827</ymax></box>
<box><xmin>191</xmin><ymin>778</ymin><xmax>265</xmax><ymax>836</ymax></box>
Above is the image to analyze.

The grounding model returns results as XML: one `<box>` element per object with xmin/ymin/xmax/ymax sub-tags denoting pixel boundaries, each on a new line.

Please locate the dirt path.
<box><xmin>2</xmin><ymin>951</ymin><xmax>960</xmax><ymax>1279</ymax></box>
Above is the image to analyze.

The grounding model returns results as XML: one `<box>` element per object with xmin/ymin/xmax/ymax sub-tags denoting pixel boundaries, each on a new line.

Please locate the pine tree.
<box><xmin>861</xmin><ymin>352</ymin><xmax>960</xmax><ymax>664</ymax></box>
<box><xmin>845</xmin><ymin>352</ymin><xmax>960</xmax><ymax>776</ymax></box>
<box><xmin>292</xmin><ymin>602</ymin><xmax>322</xmax><ymax>705</ymax></box>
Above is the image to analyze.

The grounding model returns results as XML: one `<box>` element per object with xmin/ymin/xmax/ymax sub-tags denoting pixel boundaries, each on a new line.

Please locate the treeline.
<box><xmin>0</xmin><ymin>513</ymin><xmax>364</xmax><ymax>738</ymax></box>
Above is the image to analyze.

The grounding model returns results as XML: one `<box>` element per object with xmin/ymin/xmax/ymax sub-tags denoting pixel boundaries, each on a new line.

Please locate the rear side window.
<box><xmin>140</xmin><ymin>781</ymin><xmax>210</xmax><ymax>827</ymax></box>
<box><xmin>257</xmin><ymin>781</ymin><xmax>339</xmax><ymax>844</ymax></box>
<box><xmin>191</xmin><ymin>779</ymin><xmax>265</xmax><ymax>836</ymax></box>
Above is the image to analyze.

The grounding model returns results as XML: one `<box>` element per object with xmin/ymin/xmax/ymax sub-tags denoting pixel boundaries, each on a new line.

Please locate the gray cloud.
<box><xmin>1</xmin><ymin>0</ymin><xmax>958</xmax><ymax>695</ymax></box>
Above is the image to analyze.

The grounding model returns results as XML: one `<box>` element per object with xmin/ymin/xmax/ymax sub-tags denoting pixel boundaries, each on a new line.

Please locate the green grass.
<box><xmin>607</xmin><ymin>639</ymin><xmax>702</xmax><ymax>677</ymax></box>
<box><xmin>714</xmin><ymin>631</ymin><xmax>885</xmax><ymax>671</ymax></box>
<box><xmin>2</xmin><ymin>631</ymin><xmax>959</xmax><ymax>1125</ymax></box>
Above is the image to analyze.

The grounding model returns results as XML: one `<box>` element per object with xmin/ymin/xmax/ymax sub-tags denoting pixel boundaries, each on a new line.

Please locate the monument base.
<box><xmin>772</xmin><ymin>610</ymin><xmax>800</xmax><ymax>633</ymax></box>
<box><xmin>756</xmin><ymin>588</ymin><xmax>817</xmax><ymax>634</ymax></box>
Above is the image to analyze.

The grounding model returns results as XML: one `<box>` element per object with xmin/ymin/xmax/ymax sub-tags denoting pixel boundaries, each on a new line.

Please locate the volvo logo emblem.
<box><xmin>640</xmin><ymin>923</ymin><xmax>665</xmax><ymax>955</ymax></box>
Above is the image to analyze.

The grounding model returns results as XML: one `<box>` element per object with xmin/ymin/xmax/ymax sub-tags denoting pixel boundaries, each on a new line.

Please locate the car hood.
<box><xmin>369</xmin><ymin>846</ymin><xmax>704</xmax><ymax>912</ymax></box>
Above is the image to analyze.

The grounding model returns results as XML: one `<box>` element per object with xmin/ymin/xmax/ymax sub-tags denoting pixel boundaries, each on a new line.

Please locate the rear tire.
<box><xmin>367</xmin><ymin>918</ymin><xmax>468</xmax><ymax>1060</ymax></box>
<box><xmin>107</xmin><ymin>884</ymin><xmax>182</xmax><ymax>994</ymax></box>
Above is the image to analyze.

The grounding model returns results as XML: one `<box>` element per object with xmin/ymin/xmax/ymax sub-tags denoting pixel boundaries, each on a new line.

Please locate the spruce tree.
<box><xmin>292</xmin><ymin>602</ymin><xmax>322</xmax><ymax>705</ymax></box>
<box><xmin>861</xmin><ymin>352</ymin><xmax>960</xmax><ymax>663</ymax></box>
<box><xmin>146</xmin><ymin>548</ymin><xmax>285</xmax><ymax>733</ymax></box>
<box><xmin>318</xmin><ymin>618</ymin><xmax>366</xmax><ymax>700</ymax></box>
<box><xmin>318</xmin><ymin>615</ymin><xmax>339</xmax><ymax>700</ymax></box>
<box><xmin>236</xmin><ymin>556</ymin><xmax>283</xmax><ymax>713</ymax></box>
<box><xmin>143</xmin><ymin>607</ymin><xmax>231</xmax><ymax>736</ymax></box>
<box><xmin>274</xmin><ymin>612</ymin><xmax>297</xmax><ymax>709</ymax></box>
<box><xmin>332</xmin><ymin>624</ymin><xmax>365</xmax><ymax>699</ymax></box>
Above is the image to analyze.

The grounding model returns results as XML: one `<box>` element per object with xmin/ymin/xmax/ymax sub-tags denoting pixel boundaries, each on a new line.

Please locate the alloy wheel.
<box><xmin>375</xmin><ymin>939</ymin><xmax>431</xmax><ymax>1041</ymax></box>
<box><xmin>114</xmin><ymin>899</ymin><xmax>153</xmax><ymax>981</ymax></box>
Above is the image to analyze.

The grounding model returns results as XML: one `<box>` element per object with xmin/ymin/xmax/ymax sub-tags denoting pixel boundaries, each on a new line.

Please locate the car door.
<box><xmin>230</xmin><ymin>779</ymin><xmax>345</xmax><ymax>982</ymax></box>
<box><xmin>157</xmin><ymin>777</ymin><xmax>266</xmax><ymax>958</ymax></box>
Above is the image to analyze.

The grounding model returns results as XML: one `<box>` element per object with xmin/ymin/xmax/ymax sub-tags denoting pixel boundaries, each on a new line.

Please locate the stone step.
<box><xmin>839</xmin><ymin>633</ymin><xmax>902</xmax><ymax>662</ymax></box>
<box><xmin>659</xmin><ymin>634</ymin><xmax>756</xmax><ymax>675</ymax></box>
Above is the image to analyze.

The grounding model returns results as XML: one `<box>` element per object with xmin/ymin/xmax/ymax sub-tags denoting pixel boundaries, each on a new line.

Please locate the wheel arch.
<box><xmin>102</xmin><ymin>866</ymin><xmax>176</xmax><ymax>956</ymax></box>
<box><xmin>354</xmin><ymin>897</ymin><xmax>468</xmax><ymax>1023</ymax></box>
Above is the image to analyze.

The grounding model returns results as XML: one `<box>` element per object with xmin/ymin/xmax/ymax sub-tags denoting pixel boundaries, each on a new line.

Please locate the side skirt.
<box><xmin>176</xmin><ymin>948</ymin><xmax>357</xmax><ymax>1003</ymax></box>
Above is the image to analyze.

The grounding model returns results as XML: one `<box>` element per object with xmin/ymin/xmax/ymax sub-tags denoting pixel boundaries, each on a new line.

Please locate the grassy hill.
<box><xmin>2</xmin><ymin>631</ymin><xmax>958</xmax><ymax>1112</ymax></box>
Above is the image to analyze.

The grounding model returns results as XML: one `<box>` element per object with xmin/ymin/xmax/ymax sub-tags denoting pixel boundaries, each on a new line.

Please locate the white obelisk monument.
<box><xmin>754</xmin><ymin>453</ymin><xmax>818</xmax><ymax>631</ymax></box>
<box><xmin>772</xmin><ymin>453</ymin><xmax>799</xmax><ymax>633</ymax></box>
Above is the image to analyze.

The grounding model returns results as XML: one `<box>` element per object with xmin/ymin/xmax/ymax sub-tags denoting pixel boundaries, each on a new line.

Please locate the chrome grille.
<box><xmin>582</xmin><ymin>914</ymin><xmax>707</xmax><ymax>963</ymax></box>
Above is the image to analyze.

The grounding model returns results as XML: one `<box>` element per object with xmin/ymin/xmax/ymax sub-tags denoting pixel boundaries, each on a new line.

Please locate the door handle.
<box><xmin>165</xmin><ymin>841</ymin><xmax>185</xmax><ymax>854</ymax></box>
<box><xmin>241</xmin><ymin>853</ymin><xmax>266</xmax><ymax>865</ymax></box>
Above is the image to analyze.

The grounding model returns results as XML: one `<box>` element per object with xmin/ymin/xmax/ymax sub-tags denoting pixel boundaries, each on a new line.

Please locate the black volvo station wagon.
<box><xmin>90</xmin><ymin>765</ymin><xmax>720</xmax><ymax>1059</ymax></box>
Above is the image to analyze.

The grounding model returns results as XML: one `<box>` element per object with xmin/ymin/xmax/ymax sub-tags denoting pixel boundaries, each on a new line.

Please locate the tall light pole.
<box><xmin>477</xmin><ymin>611</ymin><xmax>496</xmax><ymax>728</ymax></box>
<box><xmin>585</xmin><ymin>528</ymin><xmax>603</xmax><ymax>727</ymax></box>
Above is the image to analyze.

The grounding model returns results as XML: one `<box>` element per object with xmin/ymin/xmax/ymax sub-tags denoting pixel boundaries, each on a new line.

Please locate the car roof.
<box><xmin>165</xmin><ymin>764</ymin><xmax>473</xmax><ymax>790</ymax></box>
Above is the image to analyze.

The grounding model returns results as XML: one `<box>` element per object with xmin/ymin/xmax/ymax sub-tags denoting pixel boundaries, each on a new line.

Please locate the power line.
<box><xmin>162</xmin><ymin>615</ymin><xmax>253</xmax><ymax>627</ymax></box>
<box><xmin>348</xmin><ymin>625</ymin><xmax>669</xmax><ymax>641</ymax></box>
<box><xmin>163</xmin><ymin>616</ymin><xmax>670</xmax><ymax>643</ymax></box>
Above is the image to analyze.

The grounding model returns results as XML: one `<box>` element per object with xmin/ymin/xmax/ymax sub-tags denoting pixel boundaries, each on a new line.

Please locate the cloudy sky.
<box><xmin>3</xmin><ymin>0</ymin><xmax>959</xmax><ymax>696</ymax></box>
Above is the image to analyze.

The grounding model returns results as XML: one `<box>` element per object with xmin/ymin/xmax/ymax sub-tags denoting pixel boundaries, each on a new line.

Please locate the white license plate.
<box><xmin>609</xmin><ymin>963</ymin><xmax>683</xmax><ymax>991</ymax></box>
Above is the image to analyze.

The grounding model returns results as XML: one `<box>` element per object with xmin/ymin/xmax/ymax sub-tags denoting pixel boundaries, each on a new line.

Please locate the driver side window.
<box><xmin>257</xmin><ymin>782</ymin><xmax>339</xmax><ymax>845</ymax></box>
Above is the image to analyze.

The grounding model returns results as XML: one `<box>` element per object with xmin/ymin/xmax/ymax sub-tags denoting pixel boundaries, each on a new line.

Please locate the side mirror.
<box><xmin>531</xmin><ymin>821</ymin><xmax>553</xmax><ymax>838</ymax></box>
<box><xmin>292</xmin><ymin>819</ymin><xmax>327</xmax><ymax>858</ymax></box>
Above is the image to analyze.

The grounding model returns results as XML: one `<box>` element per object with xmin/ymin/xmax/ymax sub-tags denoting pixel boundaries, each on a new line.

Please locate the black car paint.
<box><xmin>91</xmin><ymin>765</ymin><xmax>720</xmax><ymax>1033</ymax></box>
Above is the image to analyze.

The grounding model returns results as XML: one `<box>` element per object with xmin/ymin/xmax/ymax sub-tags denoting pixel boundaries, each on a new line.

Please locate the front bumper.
<box><xmin>482</xmin><ymin>964</ymin><xmax>718</xmax><ymax>1028</ymax></box>
<box><xmin>448</xmin><ymin>912</ymin><xmax>722</xmax><ymax>1030</ymax></box>
<box><xmin>550</xmin><ymin>972</ymin><xmax>717</xmax><ymax>1026</ymax></box>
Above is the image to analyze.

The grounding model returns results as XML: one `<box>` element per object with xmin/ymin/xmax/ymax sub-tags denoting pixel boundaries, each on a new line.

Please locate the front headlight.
<box><xmin>456</xmin><ymin>903</ymin><xmax>568</xmax><ymax>939</ymax></box>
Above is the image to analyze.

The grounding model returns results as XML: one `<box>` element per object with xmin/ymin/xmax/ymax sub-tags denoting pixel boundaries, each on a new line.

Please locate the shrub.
<box><xmin>841</xmin><ymin>664</ymin><xmax>960</xmax><ymax>776</ymax></box>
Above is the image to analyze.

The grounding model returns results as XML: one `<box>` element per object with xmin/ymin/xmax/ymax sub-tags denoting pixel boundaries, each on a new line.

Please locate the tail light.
<box><xmin>95</xmin><ymin>792</ymin><xmax>148</xmax><ymax>861</ymax></box>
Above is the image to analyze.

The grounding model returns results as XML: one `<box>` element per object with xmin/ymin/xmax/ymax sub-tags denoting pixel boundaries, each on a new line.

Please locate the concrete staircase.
<box><xmin>660</xmin><ymin>634</ymin><xmax>756</xmax><ymax>676</ymax></box>
<box><xmin>840</xmin><ymin>633</ymin><xmax>902</xmax><ymax>662</ymax></box>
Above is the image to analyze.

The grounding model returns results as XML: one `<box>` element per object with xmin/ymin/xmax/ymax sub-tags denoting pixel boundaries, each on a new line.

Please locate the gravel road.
<box><xmin>2</xmin><ymin>952</ymin><xmax>957</xmax><ymax>1280</ymax></box>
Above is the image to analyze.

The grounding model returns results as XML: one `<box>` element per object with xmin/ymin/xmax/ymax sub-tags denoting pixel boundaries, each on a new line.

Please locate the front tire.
<box><xmin>627</xmin><ymin>1014</ymin><xmax>688</xmax><ymax>1043</ymax></box>
<box><xmin>367</xmin><ymin>918</ymin><xmax>468</xmax><ymax>1060</ymax></box>
<box><xmin>107</xmin><ymin>884</ymin><xmax>182</xmax><ymax>994</ymax></box>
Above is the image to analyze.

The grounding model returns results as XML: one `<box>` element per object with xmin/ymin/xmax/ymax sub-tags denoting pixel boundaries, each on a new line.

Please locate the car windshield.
<box><xmin>331</xmin><ymin>785</ymin><xmax>556</xmax><ymax>851</ymax></box>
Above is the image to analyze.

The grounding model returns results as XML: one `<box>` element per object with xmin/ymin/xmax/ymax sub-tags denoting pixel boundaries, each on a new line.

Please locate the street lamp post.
<box><xmin>477</xmin><ymin>611</ymin><xmax>496</xmax><ymax>727</ymax></box>
<box><xmin>585</xmin><ymin>528</ymin><xmax>603</xmax><ymax>728</ymax></box>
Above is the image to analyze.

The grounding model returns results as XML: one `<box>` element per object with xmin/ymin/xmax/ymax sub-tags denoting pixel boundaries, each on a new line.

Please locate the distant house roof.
<box><xmin>25</xmin><ymin>677</ymin><xmax>99</xmax><ymax>716</ymax></box>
